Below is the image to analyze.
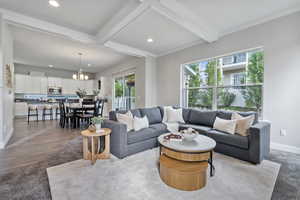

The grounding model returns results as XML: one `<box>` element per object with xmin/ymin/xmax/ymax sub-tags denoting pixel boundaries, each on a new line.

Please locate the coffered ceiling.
<box><xmin>0</xmin><ymin>0</ymin><xmax>299</xmax><ymax>71</ymax></box>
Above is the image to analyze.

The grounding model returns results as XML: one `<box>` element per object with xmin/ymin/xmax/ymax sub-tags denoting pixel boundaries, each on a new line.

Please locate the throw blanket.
<box><xmin>162</xmin><ymin>106</ymin><xmax>179</xmax><ymax>133</ymax></box>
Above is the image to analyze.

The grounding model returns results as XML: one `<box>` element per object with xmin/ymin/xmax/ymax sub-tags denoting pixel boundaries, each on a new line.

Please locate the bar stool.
<box><xmin>52</xmin><ymin>104</ymin><xmax>60</xmax><ymax>120</ymax></box>
<box><xmin>42</xmin><ymin>104</ymin><xmax>53</xmax><ymax>121</ymax></box>
<box><xmin>28</xmin><ymin>105</ymin><xmax>39</xmax><ymax>124</ymax></box>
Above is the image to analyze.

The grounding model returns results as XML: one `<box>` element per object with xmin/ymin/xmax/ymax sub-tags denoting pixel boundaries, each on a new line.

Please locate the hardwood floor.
<box><xmin>0</xmin><ymin>118</ymin><xmax>80</xmax><ymax>175</ymax></box>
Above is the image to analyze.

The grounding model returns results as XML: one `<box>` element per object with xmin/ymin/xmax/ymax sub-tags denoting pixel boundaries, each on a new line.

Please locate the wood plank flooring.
<box><xmin>0</xmin><ymin>118</ymin><xmax>80</xmax><ymax>175</ymax></box>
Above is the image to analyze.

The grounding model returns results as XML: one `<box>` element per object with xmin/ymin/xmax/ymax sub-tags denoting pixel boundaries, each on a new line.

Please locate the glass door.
<box><xmin>113</xmin><ymin>73</ymin><xmax>135</xmax><ymax>110</ymax></box>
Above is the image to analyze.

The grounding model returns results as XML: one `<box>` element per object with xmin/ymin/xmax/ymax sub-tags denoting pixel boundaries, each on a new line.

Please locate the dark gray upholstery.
<box><xmin>217</xmin><ymin>110</ymin><xmax>258</xmax><ymax>124</ymax></box>
<box><xmin>140</xmin><ymin>107</ymin><xmax>162</xmax><ymax>124</ymax></box>
<box><xmin>127</xmin><ymin>128</ymin><xmax>160</xmax><ymax>144</ymax></box>
<box><xmin>207</xmin><ymin>129</ymin><xmax>249</xmax><ymax>149</ymax></box>
<box><xmin>179</xmin><ymin>123</ymin><xmax>211</xmax><ymax>135</ymax></box>
<box><xmin>149</xmin><ymin>123</ymin><xmax>168</xmax><ymax>134</ymax></box>
<box><xmin>189</xmin><ymin>109</ymin><xmax>217</xmax><ymax>127</ymax></box>
<box><xmin>103</xmin><ymin>106</ymin><xmax>270</xmax><ymax>164</ymax></box>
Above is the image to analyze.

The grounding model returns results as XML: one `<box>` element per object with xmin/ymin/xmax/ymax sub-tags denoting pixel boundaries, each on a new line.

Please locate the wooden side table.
<box><xmin>81</xmin><ymin>128</ymin><xmax>112</xmax><ymax>165</ymax></box>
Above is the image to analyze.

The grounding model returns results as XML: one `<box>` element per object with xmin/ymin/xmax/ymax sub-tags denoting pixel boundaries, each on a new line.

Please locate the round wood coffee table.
<box><xmin>158</xmin><ymin>133</ymin><xmax>216</xmax><ymax>191</ymax></box>
<box><xmin>81</xmin><ymin>128</ymin><xmax>111</xmax><ymax>165</ymax></box>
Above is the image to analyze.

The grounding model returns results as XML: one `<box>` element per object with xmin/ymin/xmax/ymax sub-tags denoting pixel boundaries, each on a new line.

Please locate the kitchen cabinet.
<box><xmin>48</xmin><ymin>77</ymin><xmax>62</xmax><ymax>87</ymax></box>
<box><xmin>28</xmin><ymin>76</ymin><xmax>42</xmax><ymax>93</ymax></box>
<box><xmin>15</xmin><ymin>74</ymin><xmax>27</xmax><ymax>93</ymax></box>
<box><xmin>14</xmin><ymin>102</ymin><xmax>28</xmax><ymax>117</ymax></box>
<box><xmin>41</xmin><ymin>77</ymin><xmax>48</xmax><ymax>94</ymax></box>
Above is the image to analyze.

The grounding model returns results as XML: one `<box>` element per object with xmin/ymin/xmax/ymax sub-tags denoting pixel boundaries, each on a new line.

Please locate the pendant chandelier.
<box><xmin>72</xmin><ymin>53</ymin><xmax>89</xmax><ymax>80</ymax></box>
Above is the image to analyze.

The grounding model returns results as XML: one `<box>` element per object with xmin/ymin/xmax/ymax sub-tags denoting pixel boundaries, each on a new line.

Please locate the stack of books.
<box><xmin>163</xmin><ymin>133</ymin><xmax>182</xmax><ymax>142</ymax></box>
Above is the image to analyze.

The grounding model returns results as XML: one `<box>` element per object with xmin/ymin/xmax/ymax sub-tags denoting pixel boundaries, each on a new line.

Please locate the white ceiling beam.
<box><xmin>96</xmin><ymin>0</ymin><xmax>152</xmax><ymax>44</ymax></box>
<box><xmin>104</xmin><ymin>41</ymin><xmax>157</xmax><ymax>58</ymax></box>
<box><xmin>151</xmin><ymin>0</ymin><xmax>219</xmax><ymax>43</ymax></box>
<box><xmin>0</xmin><ymin>8</ymin><xmax>97</xmax><ymax>44</ymax></box>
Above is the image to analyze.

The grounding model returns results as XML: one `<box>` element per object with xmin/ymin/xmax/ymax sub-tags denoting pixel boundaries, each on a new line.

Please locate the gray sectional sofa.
<box><xmin>103</xmin><ymin>107</ymin><xmax>270</xmax><ymax>164</ymax></box>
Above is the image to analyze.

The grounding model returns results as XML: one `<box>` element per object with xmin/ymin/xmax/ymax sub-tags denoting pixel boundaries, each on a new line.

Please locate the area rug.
<box><xmin>47</xmin><ymin>149</ymin><xmax>280</xmax><ymax>200</ymax></box>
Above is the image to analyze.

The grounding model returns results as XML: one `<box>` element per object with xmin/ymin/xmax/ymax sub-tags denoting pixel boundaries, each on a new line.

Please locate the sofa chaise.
<box><xmin>102</xmin><ymin>106</ymin><xmax>270</xmax><ymax>164</ymax></box>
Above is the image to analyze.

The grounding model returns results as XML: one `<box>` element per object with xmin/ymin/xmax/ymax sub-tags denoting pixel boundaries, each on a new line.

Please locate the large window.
<box><xmin>182</xmin><ymin>48</ymin><xmax>264</xmax><ymax>115</ymax></box>
<box><xmin>113</xmin><ymin>73</ymin><xmax>136</xmax><ymax>111</ymax></box>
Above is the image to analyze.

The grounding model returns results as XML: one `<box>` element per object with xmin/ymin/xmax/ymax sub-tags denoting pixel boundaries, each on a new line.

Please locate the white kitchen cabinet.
<box><xmin>41</xmin><ymin>77</ymin><xmax>48</xmax><ymax>94</ymax></box>
<box><xmin>28</xmin><ymin>76</ymin><xmax>42</xmax><ymax>93</ymax></box>
<box><xmin>48</xmin><ymin>77</ymin><xmax>62</xmax><ymax>87</ymax></box>
<box><xmin>86</xmin><ymin>80</ymin><xmax>94</xmax><ymax>94</ymax></box>
<box><xmin>14</xmin><ymin>102</ymin><xmax>28</xmax><ymax>117</ymax></box>
<box><xmin>15</xmin><ymin>74</ymin><xmax>27</xmax><ymax>93</ymax></box>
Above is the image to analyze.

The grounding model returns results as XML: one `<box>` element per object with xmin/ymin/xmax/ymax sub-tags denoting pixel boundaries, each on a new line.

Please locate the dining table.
<box><xmin>64</xmin><ymin>103</ymin><xmax>94</xmax><ymax>128</ymax></box>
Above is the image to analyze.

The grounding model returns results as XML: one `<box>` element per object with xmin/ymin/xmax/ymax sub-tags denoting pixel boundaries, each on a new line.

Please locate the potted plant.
<box><xmin>76</xmin><ymin>88</ymin><xmax>87</xmax><ymax>104</ymax></box>
<box><xmin>93</xmin><ymin>89</ymin><xmax>100</xmax><ymax>100</ymax></box>
<box><xmin>91</xmin><ymin>116</ymin><xmax>104</xmax><ymax>133</ymax></box>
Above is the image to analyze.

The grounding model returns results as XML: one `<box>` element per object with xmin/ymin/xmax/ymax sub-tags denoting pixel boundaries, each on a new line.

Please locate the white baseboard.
<box><xmin>271</xmin><ymin>142</ymin><xmax>300</xmax><ymax>154</ymax></box>
<box><xmin>0</xmin><ymin>128</ymin><xmax>14</xmax><ymax>149</ymax></box>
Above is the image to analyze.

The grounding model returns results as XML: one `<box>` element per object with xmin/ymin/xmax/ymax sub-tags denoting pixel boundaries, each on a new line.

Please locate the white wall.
<box><xmin>0</xmin><ymin>18</ymin><xmax>14</xmax><ymax>148</ymax></box>
<box><xmin>157</xmin><ymin>12</ymin><xmax>300</xmax><ymax>150</ymax></box>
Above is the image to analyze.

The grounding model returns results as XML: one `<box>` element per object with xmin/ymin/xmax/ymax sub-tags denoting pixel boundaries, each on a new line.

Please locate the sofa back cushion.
<box><xmin>140</xmin><ymin>107</ymin><xmax>162</xmax><ymax>124</ymax></box>
<box><xmin>159</xmin><ymin>106</ymin><xmax>190</xmax><ymax>123</ymax></box>
<box><xmin>188</xmin><ymin>109</ymin><xmax>217</xmax><ymax>127</ymax></box>
<box><xmin>109</xmin><ymin>109</ymin><xmax>142</xmax><ymax>121</ymax></box>
<box><xmin>217</xmin><ymin>110</ymin><xmax>258</xmax><ymax>124</ymax></box>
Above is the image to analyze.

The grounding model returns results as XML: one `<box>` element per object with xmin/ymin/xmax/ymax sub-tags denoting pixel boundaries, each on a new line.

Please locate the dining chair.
<box><xmin>59</xmin><ymin>102</ymin><xmax>73</xmax><ymax>128</ymax></box>
<box><xmin>76</xmin><ymin>101</ymin><xmax>96</xmax><ymax>127</ymax></box>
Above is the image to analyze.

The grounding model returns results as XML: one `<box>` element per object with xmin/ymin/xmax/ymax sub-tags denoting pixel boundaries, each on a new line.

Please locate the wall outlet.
<box><xmin>280</xmin><ymin>129</ymin><xmax>287</xmax><ymax>136</ymax></box>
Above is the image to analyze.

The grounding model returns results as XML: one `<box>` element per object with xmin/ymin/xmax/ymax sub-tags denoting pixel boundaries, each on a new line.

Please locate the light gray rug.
<box><xmin>47</xmin><ymin>149</ymin><xmax>280</xmax><ymax>200</ymax></box>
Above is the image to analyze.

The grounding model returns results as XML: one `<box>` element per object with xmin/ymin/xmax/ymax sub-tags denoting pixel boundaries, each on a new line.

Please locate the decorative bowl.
<box><xmin>181</xmin><ymin>132</ymin><xmax>197</xmax><ymax>141</ymax></box>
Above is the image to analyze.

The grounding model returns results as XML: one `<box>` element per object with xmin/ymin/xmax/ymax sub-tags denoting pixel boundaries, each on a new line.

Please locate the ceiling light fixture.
<box><xmin>147</xmin><ymin>38</ymin><xmax>154</xmax><ymax>43</ymax></box>
<box><xmin>87</xmin><ymin>64</ymin><xmax>91</xmax><ymax>67</ymax></box>
<box><xmin>72</xmin><ymin>53</ymin><xmax>89</xmax><ymax>81</ymax></box>
<box><xmin>49</xmin><ymin>0</ymin><xmax>60</xmax><ymax>7</ymax></box>
<box><xmin>48</xmin><ymin>64</ymin><xmax>53</xmax><ymax>68</ymax></box>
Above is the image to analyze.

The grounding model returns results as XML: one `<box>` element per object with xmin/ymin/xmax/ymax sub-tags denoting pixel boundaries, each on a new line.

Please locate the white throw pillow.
<box><xmin>116</xmin><ymin>111</ymin><xmax>133</xmax><ymax>131</ymax></box>
<box><xmin>166</xmin><ymin>107</ymin><xmax>185</xmax><ymax>123</ymax></box>
<box><xmin>231</xmin><ymin>113</ymin><xmax>255</xmax><ymax>136</ymax></box>
<box><xmin>133</xmin><ymin>116</ymin><xmax>149</xmax><ymax>131</ymax></box>
<box><xmin>162</xmin><ymin>106</ymin><xmax>172</xmax><ymax>122</ymax></box>
<box><xmin>213</xmin><ymin>117</ymin><xmax>237</xmax><ymax>135</ymax></box>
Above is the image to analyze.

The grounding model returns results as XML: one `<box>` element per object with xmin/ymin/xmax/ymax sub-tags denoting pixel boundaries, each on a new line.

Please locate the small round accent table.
<box><xmin>81</xmin><ymin>128</ymin><xmax>112</xmax><ymax>165</ymax></box>
<box><xmin>158</xmin><ymin>133</ymin><xmax>216</xmax><ymax>191</ymax></box>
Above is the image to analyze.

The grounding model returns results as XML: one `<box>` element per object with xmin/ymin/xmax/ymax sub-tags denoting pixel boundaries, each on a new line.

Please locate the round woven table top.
<box><xmin>81</xmin><ymin>128</ymin><xmax>111</xmax><ymax>137</ymax></box>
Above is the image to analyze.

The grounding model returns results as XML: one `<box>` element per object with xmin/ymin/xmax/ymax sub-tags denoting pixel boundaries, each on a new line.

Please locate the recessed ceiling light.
<box><xmin>147</xmin><ymin>38</ymin><xmax>154</xmax><ymax>43</ymax></box>
<box><xmin>87</xmin><ymin>64</ymin><xmax>91</xmax><ymax>67</ymax></box>
<box><xmin>49</xmin><ymin>0</ymin><xmax>60</xmax><ymax>7</ymax></box>
<box><xmin>48</xmin><ymin>65</ymin><xmax>53</xmax><ymax>68</ymax></box>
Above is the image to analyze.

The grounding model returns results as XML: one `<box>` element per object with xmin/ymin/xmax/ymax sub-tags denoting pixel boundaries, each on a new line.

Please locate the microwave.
<box><xmin>48</xmin><ymin>87</ymin><xmax>62</xmax><ymax>95</ymax></box>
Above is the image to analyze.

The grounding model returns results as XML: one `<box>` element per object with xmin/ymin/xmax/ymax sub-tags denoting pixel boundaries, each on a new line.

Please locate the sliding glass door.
<box><xmin>113</xmin><ymin>73</ymin><xmax>136</xmax><ymax>111</ymax></box>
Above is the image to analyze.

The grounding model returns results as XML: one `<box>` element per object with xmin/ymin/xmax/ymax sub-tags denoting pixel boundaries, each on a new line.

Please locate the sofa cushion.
<box><xmin>109</xmin><ymin>109</ymin><xmax>142</xmax><ymax>121</ymax></box>
<box><xmin>207</xmin><ymin>129</ymin><xmax>249</xmax><ymax>149</ymax></box>
<box><xmin>179</xmin><ymin>123</ymin><xmax>211</xmax><ymax>135</ymax></box>
<box><xmin>140</xmin><ymin>107</ymin><xmax>162</xmax><ymax>124</ymax></box>
<box><xmin>217</xmin><ymin>110</ymin><xmax>258</xmax><ymax>124</ymax></box>
<box><xmin>149</xmin><ymin>123</ymin><xmax>168</xmax><ymax>135</ymax></box>
<box><xmin>127</xmin><ymin>128</ymin><xmax>160</xmax><ymax>144</ymax></box>
<box><xmin>188</xmin><ymin>109</ymin><xmax>217</xmax><ymax>127</ymax></box>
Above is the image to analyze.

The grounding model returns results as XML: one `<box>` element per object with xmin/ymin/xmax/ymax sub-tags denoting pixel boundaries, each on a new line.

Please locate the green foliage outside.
<box><xmin>242</xmin><ymin>52</ymin><xmax>264</xmax><ymax>112</ymax></box>
<box><xmin>218</xmin><ymin>88</ymin><xmax>236</xmax><ymax>107</ymax></box>
<box><xmin>114</xmin><ymin>80</ymin><xmax>123</xmax><ymax>97</ymax></box>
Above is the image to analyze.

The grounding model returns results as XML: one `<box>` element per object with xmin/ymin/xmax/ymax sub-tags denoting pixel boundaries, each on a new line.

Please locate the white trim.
<box><xmin>158</xmin><ymin>40</ymin><xmax>204</xmax><ymax>57</ymax></box>
<box><xmin>220</xmin><ymin>5</ymin><xmax>300</xmax><ymax>37</ymax></box>
<box><xmin>151</xmin><ymin>0</ymin><xmax>218</xmax><ymax>43</ymax></box>
<box><xmin>271</xmin><ymin>142</ymin><xmax>300</xmax><ymax>155</ymax></box>
<box><xmin>96</xmin><ymin>0</ymin><xmax>151</xmax><ymax>44</ymax></box>
<box><xmin>0</xmin><ymin>128</ymin><xmax>13</xmax><ymax>149</ymax></box>
<box><xmin>0</xmin><ymin>8</ymin><xmax>96</xmax><ymax>44</ymax></box>
<box><xmin>104</xmin><ymin>41</ymin><xmax>157</xmax><ymax>57</ymax></box>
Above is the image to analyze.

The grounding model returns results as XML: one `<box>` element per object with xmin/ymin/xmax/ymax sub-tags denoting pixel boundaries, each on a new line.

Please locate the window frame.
<box><xmin>181</xmin><ymin>47</ymin><xmax>264</xmax><ymax>117</ymax></box>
